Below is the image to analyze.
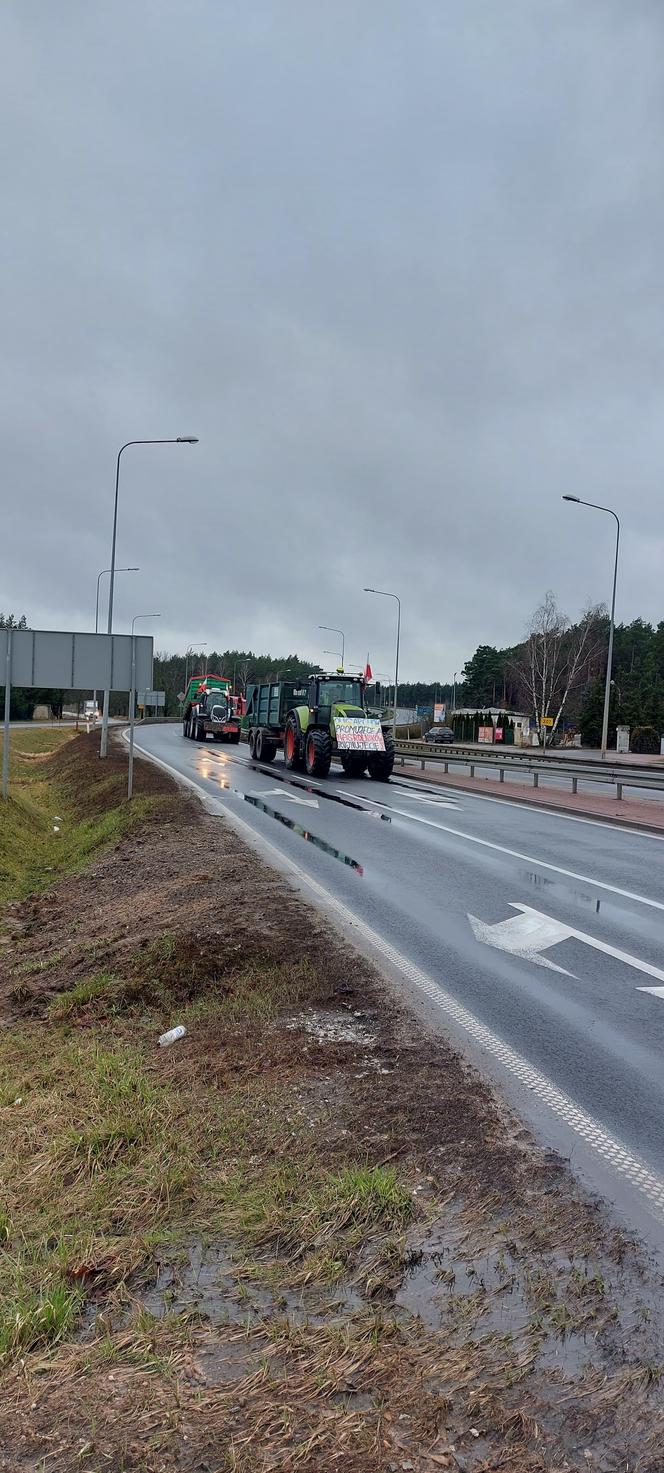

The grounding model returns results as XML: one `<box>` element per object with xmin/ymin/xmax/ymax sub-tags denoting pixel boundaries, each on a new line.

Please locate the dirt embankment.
<box><xmin>1</xmin><ymin>735</ymin><xmax>664</xmax><ymax>1472</ymax></box>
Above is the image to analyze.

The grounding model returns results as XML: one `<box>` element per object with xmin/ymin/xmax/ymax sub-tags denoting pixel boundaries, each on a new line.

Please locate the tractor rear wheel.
<box><xmin>256</xmin><ymin>730</ymin><xmax>276</xmax><ymax>761</ymax></box>
<box><xmin>340</xmin><ymin>754</ymin><xmax>367</xmax><ymax>778</ymax></box>
<box><xmin>367</xmin><ymin>730</ymin><xmax>395</xmax><ymax>782</ymax></box>
<box><xmin>305</xmin><ymin>728</ymin><xmax>332</xmax><ymax>778</ymax></box>
<box><xmin>283</xmin><ymin>716</ymin><xmax>304</xmax><ymax>770</ymax></box>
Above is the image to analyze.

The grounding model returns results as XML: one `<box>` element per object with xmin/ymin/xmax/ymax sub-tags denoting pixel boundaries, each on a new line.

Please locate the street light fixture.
<box><xmin>100</xmin><ymin>437</ymin><xmax>198</xmax><ymax>758</ymax></box>
<box><xmin>318</xmin><ymin>625</ymin><xmax>345</xmax><ymax>668</ymax></box>
<box><xmin>128</xmin><ymin>613</ymin><xmax>161</xmax><ymax>799</ymax></box>
<box><xmin>94</xmin><ymin>566</ymin><xmax>139</xmax><ymax>714</ymax></box>
<box><xmin>94</xmin><ymin>562</ymin><xmax>140</xmax><ymax>633</ymax></box>
<box><xmin>363</xmin><ymin>588</ymin><xmax>401</xmax><ymax>737</ymax></box>
<box><xmin>184</xmin><ymin>642</ymin><xmax>207</xmax><ymax>693</ymax></box>
<box><xmin>562</xmin><ymin>495</ymin><xmax>620</xmax><ymax>760</ymax></box>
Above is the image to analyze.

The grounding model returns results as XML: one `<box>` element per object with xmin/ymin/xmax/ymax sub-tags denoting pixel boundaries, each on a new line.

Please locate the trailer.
<box><xmin>182</xmin><ymin>674</ymin><xmax>241</xmax><ymax>744</ymax></box>
<box><xmin>245</xmin><ymin>672</ymin><xmax>395</xmax><ymax>780</ymax></box>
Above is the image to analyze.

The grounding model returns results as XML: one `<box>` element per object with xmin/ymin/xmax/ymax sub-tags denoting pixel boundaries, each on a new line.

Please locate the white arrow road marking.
<box><xmin>469</xmin><ymin>902</ymin><xmax>664</xmax><ymax>990</ymax></box>
<box><xmin>251</xmin><ymin>787</ymin><xmax>319</xmax><ymax>808</ymax></box>
<box><xmin>467</xmin><ymin>908</ymin><xmax>576</xmax><ymax>975</ymax></box>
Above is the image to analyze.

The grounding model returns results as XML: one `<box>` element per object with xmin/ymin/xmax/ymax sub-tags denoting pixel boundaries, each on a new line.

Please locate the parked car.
<box><xmin>425</xmin><ymin>725</ymin><xmax>455</xmax><ymax>745</ymax></box>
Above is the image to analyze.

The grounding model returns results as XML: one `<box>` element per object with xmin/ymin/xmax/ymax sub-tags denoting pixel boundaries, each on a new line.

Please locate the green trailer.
<box><xmin>245</xmin><ymin>673</ymin><xmax>395</xmax><ymax>780</ymax></box>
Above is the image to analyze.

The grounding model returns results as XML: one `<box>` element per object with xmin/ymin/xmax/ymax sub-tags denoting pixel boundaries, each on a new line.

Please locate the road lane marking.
<box><xmin>344</xmin><ymin>788</ymin><xmax>461</xmax><ymax>809</ymax></box>
<box><xmin>253</xmin><ymin>787</ymin><xmax>319</xmax><ymax>808</ymax></box>
<box><xmin>468</xmin><ymin>903</ymin><xmax>664</xmax><ymax>986</ymax></box>
<box><xmin>355</xmin><ymin>798</ymin><xmax>664</xmax><ymax>913</ymax></box>
<box><xmin>394</xmin><ymin>768</ymin><xmax>664</xmax><ymax>840</ymax></box>
<box><xmin>128</xmin><ymin>733</ymin><xmax>664</xmax><ymax>1225</ymax></box>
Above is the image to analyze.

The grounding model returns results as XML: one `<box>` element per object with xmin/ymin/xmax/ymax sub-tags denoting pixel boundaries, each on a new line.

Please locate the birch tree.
<box><xmin>514</xmin><ymin>592</ymin><xmax>605</xmax><ymax>749</ymax></box>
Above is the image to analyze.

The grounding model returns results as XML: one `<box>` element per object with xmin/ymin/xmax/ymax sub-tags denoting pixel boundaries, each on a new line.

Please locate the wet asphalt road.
<box><xmin>132</xmin><ymin>725</ymin><xmax>664</xmax><ymax>1249</ymax></box>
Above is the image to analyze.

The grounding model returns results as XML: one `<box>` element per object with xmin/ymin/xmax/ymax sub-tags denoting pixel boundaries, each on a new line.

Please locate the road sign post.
<box><xmin>2</xmin><ymin>629</ymin><xmax>11</xmax><ymax>800</ymax></box>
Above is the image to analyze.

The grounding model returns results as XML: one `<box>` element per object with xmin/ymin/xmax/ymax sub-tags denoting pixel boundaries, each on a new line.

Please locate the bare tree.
<box><xmin>513</xmin><ymin>592</ymin><xmax>605</xmax><ymax>750</ymax></box>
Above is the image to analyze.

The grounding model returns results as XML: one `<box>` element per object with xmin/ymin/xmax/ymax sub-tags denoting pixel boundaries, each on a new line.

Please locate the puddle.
<box><xmin>286</xmin><ymin>1008</ymin><xmax>377</xmax><ymax>1046</ymax></box>
<box><xmin>79</xmin><ymin>1240</ymin><xmax>363</xmax><ymax>1336</ymax></box>
<box><xmin>241</xmin><ymin>793</ymin><xmax>364</xmax><ymax>874</ymax></box>
<box><xmin>244</xmin><ymin>763</ymin><xmax>391</xmax><ymax>819</ymax></box>
<box><xmin>140</xmin><ymin>1242</ymin><xmax>240</xmax><ymax>1323</ymax></box>
<box><xmin>394</xmin><ymin>1221</ymin><xmax>603</xmax><ymax>1380</ymax></box>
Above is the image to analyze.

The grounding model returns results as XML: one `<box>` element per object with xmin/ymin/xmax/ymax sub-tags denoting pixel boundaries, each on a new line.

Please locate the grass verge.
<box><xmin>0</xmin><ymin>728</ymin><xmax>172</xmax><ymax>906</ymax></box>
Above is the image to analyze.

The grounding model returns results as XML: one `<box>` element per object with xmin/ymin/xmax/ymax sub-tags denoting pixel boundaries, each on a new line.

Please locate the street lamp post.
<box><xmin>128</xmin><ymin>613</ymin><xmax>161</xmax><ymax>799</ymax></box>
<box><xmin>318</xmin><ymin>626</ymin><xmax>345</xmax><ymax>669</ymax></box>
<box><xmin>94</xmin><ymin>566</ymin><xmax>139</xmax><ymax>713</ymax></box>
<box><xmin>453</xmin><ymin>672</ymin><xmax>457</xmax><ymax>714</ymax></box>
<box><xmin>100</xmin><ymin>436</ymin><xmax>198</xmax><ymax>758</ymax></box>
<box><xmin>562</xmin><ymin>495</ymin><xmax>620</xmax><ymax>760</ymax></box>
<box><xmin>363</xmin><ymin>588</ymin><xmax>401</xmax><ymax>737</ymax></box>
<box><xmin>184</xmin><ymin>643</ymin><xmax>207</xmax><ymax>694</ymax></box>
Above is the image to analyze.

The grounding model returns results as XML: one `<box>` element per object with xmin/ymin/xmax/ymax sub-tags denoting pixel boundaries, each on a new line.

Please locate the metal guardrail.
<box><xmin>394</xmin><ymin>741</ymin><xmax>664</xmax><ymax>801</ymax></box>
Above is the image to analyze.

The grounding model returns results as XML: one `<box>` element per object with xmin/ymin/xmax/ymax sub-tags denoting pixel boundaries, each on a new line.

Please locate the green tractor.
<box><xmin>246</xmin><ymin>673</ymin><xmax>395</xmax><ymax>781</ymax></box>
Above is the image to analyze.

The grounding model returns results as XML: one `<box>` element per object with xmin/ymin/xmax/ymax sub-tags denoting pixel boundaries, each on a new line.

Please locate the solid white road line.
<box><xmin>129</xmin><ymin>733</ymin><xmax>664</xmax><ymax>1226</ymax></box>
<box><xmin>355</xmin><ymin>796</ymin><xmax>664</xmax><ymax>913</ymax></box>
<box><xmin>394</xmin><ymin>766</ymin><xmax>664</xmax><ymax>840</ymax></box>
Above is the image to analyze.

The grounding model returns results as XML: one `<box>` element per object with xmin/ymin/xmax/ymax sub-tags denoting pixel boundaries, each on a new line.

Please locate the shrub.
<box><xmin>630</xmin><ymin>726</ymin><xmax>660</xmax><ymax>755</ymax></box>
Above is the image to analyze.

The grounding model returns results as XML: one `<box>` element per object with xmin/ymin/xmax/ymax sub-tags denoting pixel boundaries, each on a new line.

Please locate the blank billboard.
<box><xmin>0</xmin><ymin>629</ymin><xmax>153</xmax><ymax>692</ymax></box>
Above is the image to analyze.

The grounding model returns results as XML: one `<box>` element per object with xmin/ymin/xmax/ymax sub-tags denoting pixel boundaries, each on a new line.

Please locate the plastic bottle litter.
<box><xmin>158</xmin><ymin>1025</ymin><xmax>186</xmax><ymax>1047</ymax></box>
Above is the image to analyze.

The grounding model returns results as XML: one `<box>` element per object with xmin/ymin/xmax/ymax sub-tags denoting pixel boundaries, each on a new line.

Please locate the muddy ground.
<box><xmin>1</xmin><ymin>734</ymin><xmax>664</xmax><ymax>1471</ymax></box>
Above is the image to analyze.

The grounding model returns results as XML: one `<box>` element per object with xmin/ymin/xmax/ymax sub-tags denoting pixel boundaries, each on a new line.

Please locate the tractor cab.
<box><xmin>307</xmin><ymin>674</ymin><xmax>365</xmax><ymax>720</ymax></box>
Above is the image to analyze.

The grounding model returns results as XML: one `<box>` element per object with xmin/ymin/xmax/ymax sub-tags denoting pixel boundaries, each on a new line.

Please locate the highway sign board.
<box><xmin>138</xmin><ymin>690</ymin><xmax>166</xmax><ymax>708</ymax></box>
<box><xmin>1</xmin><ymin>628</ymin><xmax>155</xmax><ymax>800</ymax></box>
<box><xmin>0</xmin><ymin>628</ymin><xmax>153</xmax><ymax>692</ymax></box>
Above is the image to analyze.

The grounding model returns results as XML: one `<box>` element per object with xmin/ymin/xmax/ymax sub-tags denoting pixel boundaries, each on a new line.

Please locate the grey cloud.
<box><xmin>2</xmin><ymin>0</ymin><xmax>662</xmax><ymax>681</ymax></box>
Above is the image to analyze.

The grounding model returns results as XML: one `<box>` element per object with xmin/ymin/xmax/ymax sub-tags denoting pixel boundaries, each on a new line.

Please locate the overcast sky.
<box><xmin>2</xmin><ymin>1</ymin><xmax>663</xmax><ymax>682</ymax></box>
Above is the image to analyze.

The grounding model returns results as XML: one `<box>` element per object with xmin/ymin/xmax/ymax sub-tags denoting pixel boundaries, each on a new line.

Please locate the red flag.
<box><xmin>364</xmin><ymin>657</ymin><xmax>373</xmax><ymax>681</ymax></box>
